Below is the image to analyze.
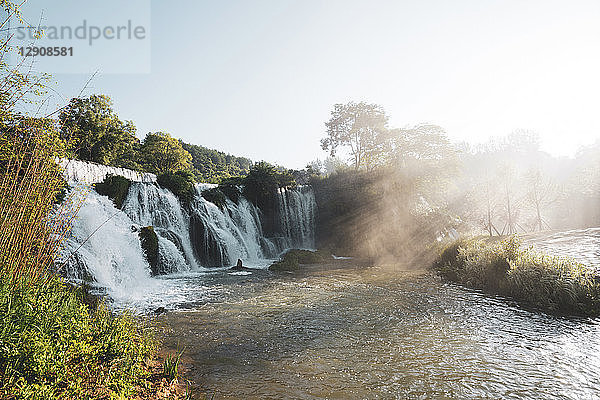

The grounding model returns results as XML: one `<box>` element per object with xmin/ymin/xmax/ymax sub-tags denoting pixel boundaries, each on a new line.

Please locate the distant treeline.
<box><xmin>57</xmin><ymin>94</ymin><xmax>257</xmax><ymax>183</ymax></box>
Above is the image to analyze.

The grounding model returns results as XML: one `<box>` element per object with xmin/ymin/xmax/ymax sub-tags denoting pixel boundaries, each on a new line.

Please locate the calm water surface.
<box><xmin>155</xmin><ymin>229</ymin><xmax>600</xmax><ymax>399</ymax></box>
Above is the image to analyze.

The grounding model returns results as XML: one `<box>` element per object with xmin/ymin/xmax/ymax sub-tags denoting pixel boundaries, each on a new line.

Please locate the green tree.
<box><xmin>139</xmin><ymin>132</ymin><xmax>192</xmax><ymax>174</ymax></box>
<box><xmin>321</xmin><ymin>102</ymin><xmax>389</xmax><ymax>171</ymax></box>
<box><xmin>181</xmin><ymin>141</ymin><xmax>252</xmax><ymax>183</ymax></box>
<box><xmin>58</xmin><ymin>94</ymin><xmax>139</xmax><ymax>166</ymax></box>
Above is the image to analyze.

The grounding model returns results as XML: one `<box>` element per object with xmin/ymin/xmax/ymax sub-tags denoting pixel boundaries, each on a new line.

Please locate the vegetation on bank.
<box><xmin>94</xmin><ymin>174</ymin><xmax>132</xmax><ymax>208</ymax></box>
<box><xmin>0</xmin><ymin>122</ymin><xmax>165</xmax><ymax>397</ymax></box>
<box><xmin>269</xmin><ymin>249</ymin><xmax>332</xmax><ymax>271</ymax></box>
<box><xmin>156</xmin><ymin>170</ymin><xmax>197</xmax><ymax>207</ymax></box>
<box><xmin>0</xmin><ymin>4</ymin><xmax>189</xmax><ymax>395</ymax></box>
<box><xmin>432</xmin><ymin>236</ymin><xmax>600</xmax><ymax>316</ymax></box>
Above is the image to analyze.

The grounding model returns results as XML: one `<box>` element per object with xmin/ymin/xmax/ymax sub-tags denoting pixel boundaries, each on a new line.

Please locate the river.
<box><xmin>153</xmin><ymin>228</ymin><xmax>600</xmax><ymax>399</ymax></box>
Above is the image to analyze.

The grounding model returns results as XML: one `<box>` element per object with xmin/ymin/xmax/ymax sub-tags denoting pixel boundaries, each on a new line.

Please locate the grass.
<box><xmin>432</xmin><ymin>236</ymin><xmax>600</xmax><ymax>316</ymax></box>
<box><xmin>163</xmin><ymin>347</ymin><xmax>184</xmax><ymax>382</ymax></box>
<box><xmin>0</xmin><ymin>277</ymin><xmax>156</xmax><ymax>398</ymax></box>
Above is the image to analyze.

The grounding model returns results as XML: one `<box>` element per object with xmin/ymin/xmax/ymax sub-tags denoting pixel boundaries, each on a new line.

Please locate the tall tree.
<box><xmin>525</xmin><ymin>168</ymin><xmax>559</xmax><ymax>231</ymax></box>
<box><xmin>139</xmin><ymin>132</ymin><xmax>192</xmax><ymax>174</ymax></box>
<box><xmin>58</xmin><ymin>94</ymin><xmax>138</xmax><ymax>166</ymax></box>
<box><xmin>321</xmin><ymin>102</ymin><xmax>389</xmax><ymax>170</ymax></box>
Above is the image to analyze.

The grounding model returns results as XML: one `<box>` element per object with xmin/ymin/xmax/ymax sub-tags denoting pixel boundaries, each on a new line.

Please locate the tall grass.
<box><xmin>433</xmin><ymin>236</ymin><xmax>600</xmax><ymax>316</ymax></box>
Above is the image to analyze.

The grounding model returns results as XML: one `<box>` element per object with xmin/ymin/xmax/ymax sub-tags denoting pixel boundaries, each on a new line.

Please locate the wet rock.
<box><xmin>230</xmin><ymin>258</ymin><xmax>252</xmax><ymax>271</ymax></box>
<box><xmin>139</xmin><ymin>226</ymin><xmax>159</xmax><ymax>275</ymax></box>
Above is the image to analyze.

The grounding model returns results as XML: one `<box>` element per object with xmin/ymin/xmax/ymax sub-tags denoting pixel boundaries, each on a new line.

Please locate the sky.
<box><xmin>11</xmin><ymin>0</ymin><xmax>600</xmax><ymax>169</ymax></box>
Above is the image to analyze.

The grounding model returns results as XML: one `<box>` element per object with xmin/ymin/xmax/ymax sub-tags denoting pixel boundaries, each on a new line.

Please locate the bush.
<box><xmin>156</xmin><ymin>170</ymin><xmax>196</xmax><ymax>207</ymax></box>
<box><xmin>0</xmin><ymin>276</ymin><xmax>156</xmax><ymax>398</ymax></box>
<box><xmin>432</xmin><ymin>236</ymin><xmax>600</xmax><ymax>316</ymax></box>
<box><xmin>94</xmin><ymin>174</ymin><xmax>132</xmax><ymax>209</ymax></box>
<box><xmin>201</xmin><ymin>187</ymin><xmax>227</xmax><ymax>209</ymax></box>
<box><xmin>218</xmin><ymin>177</ymin><xmax>244</xmax><ymax>203</ymax></box>
<box><xmin>269</xmin><ymin>249</ymin><xmax>331</xmax><ymax>271</ymax></box>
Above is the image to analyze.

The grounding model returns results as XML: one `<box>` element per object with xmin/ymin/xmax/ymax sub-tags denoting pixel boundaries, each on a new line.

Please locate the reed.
<box><xmin>433</xmin><ymin>236</ymin><xmax>600</xmax><ymax>316</ymax></box>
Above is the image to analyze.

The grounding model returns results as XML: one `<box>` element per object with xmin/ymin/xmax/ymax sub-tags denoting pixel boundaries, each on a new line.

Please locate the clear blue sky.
<box><xmin>15</xmin><ymin>0</ymin><xmax>600</xmax><ymax>168</ymax></box>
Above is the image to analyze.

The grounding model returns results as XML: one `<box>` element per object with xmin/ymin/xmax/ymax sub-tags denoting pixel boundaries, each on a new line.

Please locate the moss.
<box><xmin>269</xmin><ymin>249</ymin><xmax>332</xmax><ymax>271</ymax></box>
<box><xmin>94</xmin><ymin>174</ymin><xmax>132</xmax><ymax>209</ymax></box>
<box><xmin>201</xmin><ymin>187</ymin><xmax>227</xmax><ymax>209</ymax></box>
<box><xmin>156</xmin><ymin>170</ymin><xmax>196</xmax><ymax>207</ymax></box>
<box><xmin>432</xmin><ymin>236</ymin><xmax>600</xmax><ymax>317</ymax></box>
<box><xmin>139</xmin><ymin>226</ymin><xmax>159</xmax><ymax>276</ymax></box>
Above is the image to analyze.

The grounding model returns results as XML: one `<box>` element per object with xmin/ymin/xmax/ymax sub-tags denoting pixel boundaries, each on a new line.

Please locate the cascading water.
<box><xmin>122</xmin><ymin>183</ymin><xmax>198</xmax><ymax>272</ymax></box>
<box><xmin>59</xmin><ymin>160</ymin><xmax>317</xmax><ymax>309</ymax></box>
<box><xmin>277</xmin><ymin>186</ymin><xmax>316</xmax><ymax>249</ymax></box>
<box><xmin>58</xmin><ymin>188</ymin><xmax>165</xmax><ymax>305</ymax></box>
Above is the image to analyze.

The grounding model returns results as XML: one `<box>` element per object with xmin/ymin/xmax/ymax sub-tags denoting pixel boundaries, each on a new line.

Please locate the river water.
<box><xmin>153</xmin><ymin>228</ymin><xmax>600</xmax><ymax>399</ymax></box>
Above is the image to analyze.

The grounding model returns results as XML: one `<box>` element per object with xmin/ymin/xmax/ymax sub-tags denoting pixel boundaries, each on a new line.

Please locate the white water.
<box><xmin>122</xmin><ymin>183</ymin><xmax>197</xmax><ymax>271</ymax></box>
<box><xmin>59</xmin><ymin>158</ymin><xmax>156</xmax><ymax>184</ymax></box>
<box><xmin>60</xmin><ymin>160</ymin><xmax>317</xmax><ymax>310</ymax></box>
<box><xmin>58</xmin><ymin>189</ymin><xmax>168</xmax><ymax>305</ymax></box>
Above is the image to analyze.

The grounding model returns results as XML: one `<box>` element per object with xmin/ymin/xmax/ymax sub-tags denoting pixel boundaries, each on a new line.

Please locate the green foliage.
<box><xmin>269</xmin><ymin>249</ymin><xmax>332</xmax><ymax>271</ymax></box>
<box><xmin>163</xmin><ymin>348</ymin><xmax>184</xmax><ymax>382</ymax></box>
<box><xmin>59</xmin><ymin>94</ymin><xmax>139</xmax><ymax>166</ymax></box>
<box><xmin>218</xmin><ymin>177</ymin><xmax>244</xmax><ymax>203</ymax></box>
<box><xmin>242</xmin><ymin>161</ymin><xmax>296</xmax><ymax>209</ymax></box>
<box><xmin>157</xmin><ymin>170</ymin><xmax>196</xmax><ymax>207</ymax></box>
<box><xmin>94</xmin><ymin>174</ymin><xmax>132</xmax><ymax>209</ymax></box>
<box><xmin>0</xmin><ymin>276</ymin><xmax>156</xmax><ymax>399</ymax></box>
<box><xmin>181</xmin><ymin>141</ymin><xmax>251</xmax><ymax>183</ymax></box>
<box><xmin>140</xmin><ymin>132</ymin><xmax>192</xmax><ymax>174</ymax></box>
<box><xmin>433</xmin><ymin>236</ymin><xmax>600</xmax><ymax>316</ymax></box>
<box><xmin>201</xmin><ymin>187</ymin><xmax>227</xmax><ymax>209</ymax></box>
<box><xmin>322</xmin><ymin>102</ymin><xmax>389</xmax><ymax>170</ymax></box>
<box><xmin>139</xmin><ymin>226</ymin><xmax>159</xmax><ymax>275</ymax></box>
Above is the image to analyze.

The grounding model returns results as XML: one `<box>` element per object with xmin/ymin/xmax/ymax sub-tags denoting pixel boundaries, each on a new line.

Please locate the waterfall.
<box><xmin>58</xmin><ymin>189</ymin><xmax>163</xmax><ymax>304</ymax></box>
<box><xmin>277</xmin><ymin>186</ymin><xmax>316</xmax><ymax>249</ymax></box>
<box><xmin>59</xmin><ymin>158</ymin><xmax>156</xmax><ymax>184</ymax></box>
<box><xmin>59</xmin><ymin>160</ymin><xmax>317</xmax><ymax>305</ymax></box>
<box><xmin>122</xmin><ymin>183</ymin><xmax>197</xmax><ymax>271</ymax></box>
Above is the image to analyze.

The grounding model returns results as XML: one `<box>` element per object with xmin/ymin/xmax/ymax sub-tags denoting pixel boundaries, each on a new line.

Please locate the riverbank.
<box><xmin>432</xmin><ymin>236</ymin><xmax>600</xmax><ymax>316</ymax></box>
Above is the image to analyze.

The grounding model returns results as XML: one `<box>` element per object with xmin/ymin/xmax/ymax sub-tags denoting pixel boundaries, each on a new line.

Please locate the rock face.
<box><xmin>269</xmin><ymin>249</ymin><xmax>332</xmax><ymax>271</ymax></box>
<box><xmin>139</xmin><ymin>226</ymin><xmax>159</xmax><ymax>275</ymax></box>
<box><xmin>189</xmin><ymin>214</ymin><xmax>225</xmax><ymax>267</ymax></box>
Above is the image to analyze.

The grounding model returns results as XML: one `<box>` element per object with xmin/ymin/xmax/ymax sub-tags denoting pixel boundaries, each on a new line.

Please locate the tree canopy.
<box><xmin>59</xmin><ymin>94</ymin><xmax>139</xmax><ymax>166</ymax></box>
<box><xmin>321</xmin><ymin>102</ymin><xmax>389</xmax><ymax>170</ymax></box>
<box><xmin>139</xmin><ymin>132</ymin><xmax>192</xmax><ymax>174</ymax></box>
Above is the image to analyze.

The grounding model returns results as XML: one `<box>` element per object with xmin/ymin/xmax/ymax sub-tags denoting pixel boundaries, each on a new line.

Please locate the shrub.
<box><xmin>157</xmin><ymin>170</ymin><xmax>196</xmax><ymax>207</ymax></box>
<box><xmin>94</xmin><ymin>174</ymin><xmax>132</xmax><ymax>209</ymax></box>
<box><xmin>218</xmin><ymin>177</ymin><xmax>244</xmax><ymax>203</ymax></box>
<box><xmin>0</xmin><ymin>276</ymin><xmax>156</xmax><ymax>398</ymax></box>
<box><xmin>432</xmin><ymin>236</ymin><xmax>600</xmax><ymax>316</ymax></box>
<box><xmin>201</xmin><ymin>187</ymin><xmax>227</xmax><ymax>209</ymax></box>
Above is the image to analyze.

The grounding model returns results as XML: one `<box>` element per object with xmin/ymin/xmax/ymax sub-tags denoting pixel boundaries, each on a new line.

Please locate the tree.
<box><xmin>525</xmin><ymin>169</ymin><xmax>559</xmax><ymax>231</ymax></box>
<box><xmin>321</xmin><ymin>102</ymin><xmax>389</xmax><ymax>170</ymax></box>
<box><xmin>139</xmin><ymin>132</ymin><xmax>192</xmax><ymax>174</ymax></box>
<box><xmin>58</xmin><ymin>94</ymin><xmax>139</xmax><ymax>166</ymax></box>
